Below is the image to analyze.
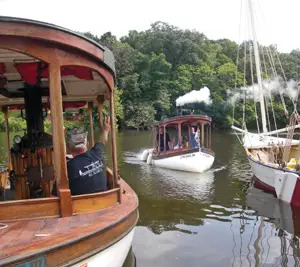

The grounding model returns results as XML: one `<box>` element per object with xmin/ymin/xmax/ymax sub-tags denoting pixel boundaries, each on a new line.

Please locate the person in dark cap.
<box><xmin>52</xmin><ymin>117</ymin><xmax>111</xmax><ymax>196</ymax></box>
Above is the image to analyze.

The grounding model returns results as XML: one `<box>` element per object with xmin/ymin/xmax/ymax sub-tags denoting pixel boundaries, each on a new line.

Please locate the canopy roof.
<box><xmin>156</xmin><ymin>115</ymin><xmax>212</xmax><ymax>127</ymax></box>
<box><xmin>0</xmin><ymin>16</ymin><xmax>116</xmax><ymax>107</ymax></box>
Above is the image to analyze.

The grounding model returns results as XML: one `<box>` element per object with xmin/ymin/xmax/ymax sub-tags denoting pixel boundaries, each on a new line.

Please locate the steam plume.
<box><xmin>176</xmin><ymin>87</ymin><xmax>212</xmax><ymax>107</ymax></box>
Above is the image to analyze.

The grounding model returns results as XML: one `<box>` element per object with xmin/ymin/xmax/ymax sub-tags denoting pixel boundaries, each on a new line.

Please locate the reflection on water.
<box><xmin>1</xmin><ymin>131</ymin><xmax>300</xmax><ymax>266</ymax></box>
<box><xmin>118</xmin><ymin>131</ymin><xmax>300</xmax><ymax>266</ymax></box>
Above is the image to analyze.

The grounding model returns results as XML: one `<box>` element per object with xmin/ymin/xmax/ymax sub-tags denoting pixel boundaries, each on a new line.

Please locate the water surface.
<box><xmin>1</xmin><ymin>131</ymin><xmax>300</xmax><ymax>266</ymax></box>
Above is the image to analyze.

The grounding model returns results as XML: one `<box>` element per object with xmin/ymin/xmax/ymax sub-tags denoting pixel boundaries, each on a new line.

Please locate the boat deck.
<box><xmin>0</xmin><ymin>180</ymin><xmax>138</xmax><ymax>266</ymax></box>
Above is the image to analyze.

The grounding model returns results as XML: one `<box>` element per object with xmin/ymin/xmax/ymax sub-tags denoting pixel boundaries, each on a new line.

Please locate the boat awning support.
<box><xmin>88</xmin><ymin>102</ymin><xmax>95</xmax><ymax>147</ymax></box>
<box><xmin>109</xmin><ymin>90</ymin><xmax>121</xmax><ymax>202</ymax></box>
<box><xmin>3</xmin><ymin>106</ymin><xmax>11</xmax><ymax>170</ymax></box>
<box><xmin>49</xmin><ymin>62</ymin><xmax>72</xmax><ymax>217</ymax></box>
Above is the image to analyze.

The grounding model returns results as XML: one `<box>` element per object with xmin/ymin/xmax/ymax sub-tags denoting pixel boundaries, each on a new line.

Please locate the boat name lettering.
<box><xmin>180</xmin><ymin>154</ymin><xmax>195</xmax><ymax>159</ymax></box>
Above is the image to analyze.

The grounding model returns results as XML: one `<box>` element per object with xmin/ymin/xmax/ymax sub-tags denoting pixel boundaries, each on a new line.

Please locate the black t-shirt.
<box><xmin>51</xmin><ymin>142</ymin><xmax>107</xmax><ymax>196</ymax></box>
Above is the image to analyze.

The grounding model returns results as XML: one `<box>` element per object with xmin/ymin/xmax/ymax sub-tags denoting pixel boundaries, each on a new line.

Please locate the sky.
<box><xmin>0</xmin><ymin>0</ymin><xmax>300</xmax><ymax>53</ymax></box>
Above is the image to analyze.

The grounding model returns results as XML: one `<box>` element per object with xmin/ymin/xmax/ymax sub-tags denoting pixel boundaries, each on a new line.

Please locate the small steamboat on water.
<box><xmin>142</xmin><ymin>115</ymin><xmax>215</xmax><ymax>173</ymax></box>
<box><xmin>0</xmin><ymin>17</ymin><xmax>138</xmax><ymax>267</ymax></box>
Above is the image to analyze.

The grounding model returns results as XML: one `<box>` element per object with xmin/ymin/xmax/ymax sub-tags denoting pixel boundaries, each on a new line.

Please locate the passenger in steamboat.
<box><xmin>157</xmin><ymin>127</ymin><xmax>171</xmax><ymax>151</ymax></box>
<box><xmin>189</xmin><ymin>127</ymin><xmax>200</xmax><ymax>148</ymax></box>
<box><xmin>51</xmin><ymin>117</ymin><xmax>111</xmax><ymax>196</ymax></box>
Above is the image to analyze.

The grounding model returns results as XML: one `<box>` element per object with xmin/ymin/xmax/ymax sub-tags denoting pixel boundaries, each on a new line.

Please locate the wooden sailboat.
<box><xmin>142</xmin><ymin>115</ymin><xmax>215</xmax><ymax>173</ymax></box>
<box><xmin>0</xmin><ymin>17</ymin><xmax>138</xmax><ymax>266</ymax></box>
<box><xmin>232</xmin><ymin>0</ymin><xmax>300</xmax><ymax>206</ymax></box>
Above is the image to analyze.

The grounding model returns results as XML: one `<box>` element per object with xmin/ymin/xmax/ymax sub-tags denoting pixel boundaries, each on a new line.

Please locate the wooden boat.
<box><xmin>0</xmin><ymin>17</ymin><xmax>138</xmax><ymax>266</ymax></box>
<box><xmin>142</xmin><ymin>115</ymin><xmax>215</xmax><ymax>173</ymax></box>
<box><xmin>231</xmin><ymin>0</ymin><xmax>300</xmax><ymax>206</ymax></box>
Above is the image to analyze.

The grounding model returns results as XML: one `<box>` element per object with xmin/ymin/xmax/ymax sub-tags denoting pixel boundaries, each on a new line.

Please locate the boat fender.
<box><xmin>146</xmin><ymin>152</ymin><xmax>153</xmax><ymax>165</ymax></box>
<box><xmin>141</xmin><ymin>149</ymin><xmax>149</xmax><ymax>161</ymax></box>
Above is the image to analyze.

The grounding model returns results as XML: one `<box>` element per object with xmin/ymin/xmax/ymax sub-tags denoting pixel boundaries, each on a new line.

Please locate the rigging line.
<box><xmin>242</xmin><ymin>39</ymin><xmax>247</xmax><ymax>130</ymax></box>
<box><xmin>262</xmin><ymin>46</ymin><xmax>278</xmax><ymax>136</ymax></box>
<box><xmin>274</xmin><ymin>50</ymin><xmax>297</xmax><ymax>109</ymax></box>
<box><xmin>232</xmin><ymin>0</ymin><xmax>245</xmax><ymax>126</ymax></box>
<box><xmin>257</xmin><ymin>45</ymin><xmax>272</xmax><ymax>133</ymax></box>
<box><xmin>249</xmin><ymin>41</ymin><xmax>260</xmax><ymax>133</ymax></box>
<box><xmin>267</xmin><ymin>46</ymin><xmax>289</xmax><ymax>116</ymax></box>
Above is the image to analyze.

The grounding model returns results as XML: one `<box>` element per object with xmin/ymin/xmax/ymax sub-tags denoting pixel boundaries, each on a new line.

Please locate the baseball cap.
<box><xmin>66</xmin><ymin>127</ymin><xmax>88</xmax><ymax>148</ymax></box>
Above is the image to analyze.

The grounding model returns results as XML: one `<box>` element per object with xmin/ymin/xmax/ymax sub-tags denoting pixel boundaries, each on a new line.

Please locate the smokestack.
<box><xmin>24</xmin><ymin>84</ymin><xmax>45</xmax><ymax>136</ymax></box>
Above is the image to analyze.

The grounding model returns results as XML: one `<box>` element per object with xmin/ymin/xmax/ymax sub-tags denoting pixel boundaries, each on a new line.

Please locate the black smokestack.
<box><xmin>24</xmin><ymin>84</ymin><xmax>44</xmax><ymax>136</ymax></box>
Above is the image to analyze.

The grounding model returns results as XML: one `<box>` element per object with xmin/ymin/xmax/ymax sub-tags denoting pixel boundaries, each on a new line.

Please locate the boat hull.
<box><xmin>73</xmin><ymin>228</ymin><xmax>135</xmax><ymax>267</ymax></box>
<box><xmin>248</xmin><ymin>156</ymin><xmax>300</xmax><ymax>206</ymax></box>
<box><xmin>150</xmin><ymin>150</ymin><xmax>215</xmax><ymax>173</ymax></box>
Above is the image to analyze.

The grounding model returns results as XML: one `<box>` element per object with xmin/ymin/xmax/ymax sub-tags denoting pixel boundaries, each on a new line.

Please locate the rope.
<box><xmin>242</xmin><ymin>42</ymin><xmax>247</xmax><ymax>130</ymax></box>
<box><xmin>232</xmin><ymin>0</ymin><xmax>244</xmax><ymax>127</ymax></box>
<box><xmin>262</xmin><ymin>46</ymin><xmax>279</xmax><ymax>136</ymax></box>
<box><xmin>249</xmin><ymin>42</ymin><xmax>260</xmax><ymax>133</ymax></box>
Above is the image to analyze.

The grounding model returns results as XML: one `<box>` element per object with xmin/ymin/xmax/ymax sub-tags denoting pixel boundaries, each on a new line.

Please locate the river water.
<box><xmin>1</xmin><ymin>131</ymin><xmax>300</xmax><ymax>266</ymax></box>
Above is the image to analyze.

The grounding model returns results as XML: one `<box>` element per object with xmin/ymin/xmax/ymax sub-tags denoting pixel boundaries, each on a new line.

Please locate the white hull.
<box><xmin>248</xmin><ymin>156</ymin><xmax>300</xmax><ymax>205</ymax></box>
<box><xmin>73</xmin><ymin>228</ymin><xmax>135</xmax><ymax>267</ymax></box>
<box><xmin>145</xmin><ymin>150</ymin><xmax>214</xmax><ymax>173</ymax></box>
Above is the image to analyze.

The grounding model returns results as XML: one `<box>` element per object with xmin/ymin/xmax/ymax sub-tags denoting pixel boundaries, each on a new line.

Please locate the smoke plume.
<box><xmin>227</xmin><ymin>78</ymin><xmax>299</xmax><ymax>105</ymax></box>
<box><xmin>176</xmin><ymin>87</ymin><xmax>212</xmax><ymax>107</ymax></box>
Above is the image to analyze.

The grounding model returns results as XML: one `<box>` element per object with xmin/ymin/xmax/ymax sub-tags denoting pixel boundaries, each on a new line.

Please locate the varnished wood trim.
<box><xmin>49</xmin><ymin>62</ymin><xmax>72</xmax><ymax>217</ymax></box>
<box><xmin>0</xmin><ymin>197</ymin><xmax>60</xmax><ymax>221</ymax></box>
<box><xmin>72</xmin><ymin>188</ymin><xmax>119</xmax><ymax>214</ymax></box>
<box><xmin>47</xmin><ymin>209</ymin><xmax>138</xmax><ymax>267</ymax></box>
<box><xmin>4</xmin><ymin>208</ymin><xmax>139</xmax><ymax>267</ymax></box>
<box><xmin>0</xmin><ymin>36</ymin><xmax>115</xmax><ymax>90</ymax></box>
<box><xmin>0</xmin><ymin>22</ymin><xmax>104</xmax><ymax>62</ymax></box>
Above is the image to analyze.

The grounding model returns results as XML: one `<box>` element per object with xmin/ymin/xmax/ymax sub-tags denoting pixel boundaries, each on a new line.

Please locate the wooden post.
<box><xmin>109</xmin><ymin>90</ymin><xmax>119</xmax><ymax>191</ymax></box>
<box><xmin>206</xmin><ymin>124</ymin><xmax>209</xmax><ymax>148</ymax></box>
<box><xmin>97</xmin><ymin>95</ymin><xmax>104</xmax><ymax>129</ymax></box>
<box><xmin>158</xmin><ymin>127</ymin><xmax>161</xmax><ymax>153</ymax></box>
<box><xmin>3</xmin><ymin>107</ymin><xmax>11</xmax><ymax>170</ymax></box>
<box><xmin>49</xmin><ymin>62</ymin><xmax>72</xmax><ymax>217</ymax></box>
<box><xmin>201</xmin><ymin>122</ymin><xmax>204</xmax><ymax>148</ymax></box>
<box><xmin>209</xmin><ymin>124</ymin><xmax>212</xmax><ymax>149</ymax></box>
<box><xmin>178</xmin><ymin>122</ymin><xmax>182</xmax><ymax>149</ymax></box>
<box><xmin>188</xmin><ymin>125</ymin><xmax>191</xmax><ymax>148</ymax></box>
<box><xmin>164</xmin><ymin>126</ymin><xmax>166</xmax><ymax>152</ymax></box>
<box><xmin>88</xmin><ymin>102</ymin><xmax>95</xmax><ymax>147</ymax></box>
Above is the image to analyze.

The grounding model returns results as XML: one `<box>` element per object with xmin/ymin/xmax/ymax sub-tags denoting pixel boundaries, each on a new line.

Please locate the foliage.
<box><xmin>2</xmin><ymin>23</ymin><xmax>300</xmax><ymax>132</ymax></box>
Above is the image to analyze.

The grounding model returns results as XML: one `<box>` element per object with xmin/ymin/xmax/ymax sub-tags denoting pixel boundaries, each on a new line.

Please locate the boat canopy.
<box><xmin>156</xmin><ymin>115</ymin><xmax>212</xmax><ymax>127</ymax></box>
<box><xmin>0</xmin><ymin>16</ymin><xmax>115</xmax><ymax>107</ymax></box>
<box><xmin>0</xmin><ymin>16</ymin><xmax>120</xmax><ymax>219</ymax></box>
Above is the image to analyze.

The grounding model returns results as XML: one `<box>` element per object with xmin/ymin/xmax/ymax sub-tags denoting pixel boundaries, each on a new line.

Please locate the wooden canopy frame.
<box><xmin>0</xmin><ymin>19</ymin><xmax>120</xmax><ymax>219</ymax></box>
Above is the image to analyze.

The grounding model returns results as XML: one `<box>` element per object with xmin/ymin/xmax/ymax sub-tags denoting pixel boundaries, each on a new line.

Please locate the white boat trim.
<box><xmin>148</xmin><ymin>150</ymin><xmax>215</xmax><ymax>173</ymax></box>
<box><xmin>73</xmin><ymin>228</ymin><xmax>135</xmax><ymax>267</ymax></box>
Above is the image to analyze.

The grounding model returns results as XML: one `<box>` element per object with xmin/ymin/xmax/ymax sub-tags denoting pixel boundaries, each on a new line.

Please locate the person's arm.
<box><xmin>99</xmin><ymin>116</ymin><xmax>111</xmax><ymax>144</ymax></box>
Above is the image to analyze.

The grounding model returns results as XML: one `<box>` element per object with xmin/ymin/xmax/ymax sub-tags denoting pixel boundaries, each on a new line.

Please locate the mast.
<box><xmin>248</xmin><ymin>0</ymin><xmax>268</xmax><ymax>133</ymax></box>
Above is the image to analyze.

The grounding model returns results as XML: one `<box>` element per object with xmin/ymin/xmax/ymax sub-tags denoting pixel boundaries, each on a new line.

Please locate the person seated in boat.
<box><xmin>157</xmin><ymin>127</ymin><xmax>171</xmax><ymax>151</ymax></box>
<box><xmin>51</xmin><ymin>117</ymin><xmax>111</xmax><ymax>196</ymax></box>
<box><xmin>189</xmin><ymin>127</ymin><xmax>200</xmax><ymax>149</ymax></box>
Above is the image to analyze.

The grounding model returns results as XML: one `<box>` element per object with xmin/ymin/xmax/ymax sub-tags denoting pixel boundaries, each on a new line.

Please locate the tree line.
<box><xmin>84</xmin><ymin>22</ymin><xmax>300</xmax><ymax>130</ymax></box>
<box><xmin>1</xmin><ymin>21</ymin><xmax>300</xmax><ymax>132</ymax></box>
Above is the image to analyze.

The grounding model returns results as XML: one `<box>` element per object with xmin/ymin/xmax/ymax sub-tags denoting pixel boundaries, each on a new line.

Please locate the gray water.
<box><xmin>1</xmin><ymin>131</ymin><xmax>300</xmax><ymax>266</ymax></box>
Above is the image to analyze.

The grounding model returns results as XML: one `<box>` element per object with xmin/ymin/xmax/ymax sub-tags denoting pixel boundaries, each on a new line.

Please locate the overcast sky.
<box><xmin>1</xmin><ymin>0</ymin><xmax>299</xmax><ymax>53</ymax></box>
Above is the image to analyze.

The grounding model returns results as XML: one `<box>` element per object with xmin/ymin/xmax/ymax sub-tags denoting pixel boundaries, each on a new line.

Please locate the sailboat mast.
<box><xmin>248</xmin><ymin>0</ymin><xmax>268</xmax><ymax>133</ymax></box>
